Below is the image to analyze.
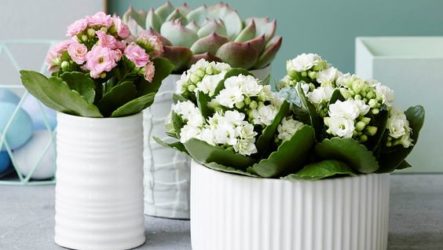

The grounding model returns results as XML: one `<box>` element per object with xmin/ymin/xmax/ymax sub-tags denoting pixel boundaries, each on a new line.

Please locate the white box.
<box><xmin>356</xmin><ymin>37</ymin><xmax>443</xmax><ymax>173</ymax></box>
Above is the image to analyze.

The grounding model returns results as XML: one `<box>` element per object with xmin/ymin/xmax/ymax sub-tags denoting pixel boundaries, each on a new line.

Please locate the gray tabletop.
<box><xmin>1</xmin><ymin>174</ymin><xmax>442</xmax><ymax>250</ymax></box>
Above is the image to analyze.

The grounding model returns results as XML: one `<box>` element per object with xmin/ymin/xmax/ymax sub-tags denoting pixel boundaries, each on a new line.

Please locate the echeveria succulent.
<box><xmin>123</xmin><ymin>2</ymin><xmax>282</xmax><ymax>73</ymax></box>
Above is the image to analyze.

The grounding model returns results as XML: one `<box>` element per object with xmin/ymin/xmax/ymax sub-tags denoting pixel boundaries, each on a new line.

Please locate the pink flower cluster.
<box><xmin>46</xmin><ymin>11</ymin><xmax>163</xmax><ymax>82</ymax></box>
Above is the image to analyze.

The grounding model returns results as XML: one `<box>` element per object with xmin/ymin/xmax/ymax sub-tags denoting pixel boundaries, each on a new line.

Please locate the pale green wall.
<box><xmin>108</xmin><ymin>0</ymin><xmax>443</xmax><ymax>79</ymax></box>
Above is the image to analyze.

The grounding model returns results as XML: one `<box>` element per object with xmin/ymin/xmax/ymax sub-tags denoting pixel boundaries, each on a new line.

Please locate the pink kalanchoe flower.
<box><xmin>124</xmin><ymin>43</ymin><xmax>149</xmax><ymax>67</ymax></box>
<box><xmin>46</xmin><ymin>40</ymin><xmax>72</xmax><ymax>72</ymax></box>
<box><xmin>67</xmin><ymin>41</ymin><xmax>88</xmax><ymax>64</ymax></box>
<box><xmin>112</xmin><ymin>16</ymin><xmax>130</xmax><ymax>39</ymax></box>
<box><xmin>66</xmin><ymin>18</ymin><xmax>88</xmax><ymax>37</ymax></box>
<box><xmin>144</xmin><ymin>61</ymin><xmax>155</xmax><ymax>82</ymax></box>
<box><xmin>87</xmin><ymin>12</ymin><xmax>112</xmax><ymax>27</ymax></box>
<box><xmin>85</xmin><ymin>46</ymin><xmax>119</xmax><ymax>78</ymax></box>
<box><xmin>96</xmin><ymin>31</ymin><xmax>121</xmax><ymax>50</ymax></box>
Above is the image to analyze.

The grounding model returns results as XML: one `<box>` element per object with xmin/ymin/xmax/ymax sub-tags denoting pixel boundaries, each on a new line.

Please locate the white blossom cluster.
<box><xmin>171</xmin><ymin>68</ymin><xmax>285</xmax><ymax>156</ymax></box>
<box><xmin>176</xmin><ymin>59</ymin><xmax>231</xmax><ymax>97</ymax></box>
<box><xmin>386</xmin><ymin>108</ymin><xmax>413</xmax><ymax>148</ymax></box>
<box><xmin>277</xmin><ymin>117</ymin><xmax>304</xmax><ymax>142</ymax></box>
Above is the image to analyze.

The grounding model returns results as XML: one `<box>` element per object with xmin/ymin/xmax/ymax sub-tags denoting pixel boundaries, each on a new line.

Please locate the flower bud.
<box><xmin>81</xmin><ymin>35</ymin><xmax>88</xmax><ymax>42</ymax></box>
<box><xmin>368</xmin><ymin>99</ymin><xmax>378</xmax><ymax>108</ymax></box>
<box><xmin>187</xmin><ymin>84</ymin><xmax>196</xmax><ymax>92</ymax></box>
<box><xmin>366</xmin><ymin>91</ymin><xmax>375</xmax><ymax>99</ymax></box>
<box><xmin>235</xmin><ymin>101</ymin><xmax>245</xmax><ymax>109</ymax></box>
<box><xmin>87</xmin><ymin>28</ymin><xmax>96</xmax><ymax>37</ymax></box>
<box><xmin>361</xmin><ymin>117</ymin><xmax>371</xmax><ymax>125</ymax></box>
<box><xmin>308</xmin><ymin>71</ymin><xmax>317</xmax><ymax>79</ymax></box>
<box><xmin>301</xmin><ymin>71</ymin><xmax>307</xmax><ymax>77</ymax></box>
<box><xmin>355</xmin><ymin>94</ymin><xmax>362</xmax><ymax>100</ymax></box>
<box><xmin>356</xmin><ymin>121</ymin><xmax>366</xmax><ymax>131</ymax></box>
<box><xmin>61</xmin><ymin>61</ymin><xmax>70</xmax><ymax>71</ymax></box>
<box><xmin>249</xmin><ymin>100</ymin><xmax>258</xmax><ymax>110</ymax></box>
<box><xmin>190</xmin><ymin>74</ymin><xmax>201</xmax><ymax>84</ymax></box>
<box><xmin>365</xmin><ymin>126</ymin><xmax>378</xmax><ymax>136</ymax></box>
<box><xmin>360</xmin><ymin>134</ymin><xmax>368</xmax><ymax>142</ymax></box>
<box><xmin>372</xmin><ymin>108</ymin><xmax>380</xmax><ymax>115</ymax></box>
<box><xmin>100</xmin><ymin>72</ymin><xmax>106</xmax><ymax>78</ymax></box>
<box><xmin>195</xmin><ymin>68</ymin><xmax>205</xmax><ymax>78</ymax></box>
<box><xmin>205</xmin><ymin>66</ymin><xmax>214</xmax><ymax>75</ymax></box>
<box><xmin>244</xmin><ymin>97</ymin><xmax>251</xmax><ymax>105</ymax></box>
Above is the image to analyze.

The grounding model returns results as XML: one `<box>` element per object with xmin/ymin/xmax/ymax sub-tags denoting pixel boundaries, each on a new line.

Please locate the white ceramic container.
<box><xmin>191</xmin><ymin>161</ymin><xmax>390</xmax><ymax>250</ymax></box>
<box><xmin>356</xmin><ymin>37</ymin><xmax>442</xmax><ymax>173</ymax></box>
<box><xmin>143</xmin><ymin>66</ymin><xmax>271</xmax><ymax>219</ymax></box>
<box><xmin>55</xmin><ymin>113</ymin><xmax>145</xmax><ymax>250</ymax></box>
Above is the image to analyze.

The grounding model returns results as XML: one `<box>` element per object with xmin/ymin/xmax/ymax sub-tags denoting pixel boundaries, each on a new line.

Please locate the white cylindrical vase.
<box><xmin>143</xmin><ymin>66</ymin><xmax>271</xmax><ymax>219</ymax></box>
<box><xmin>55</xmin><ymin>113</ymin><xmax>145</xmax><ymax>250</ymax></box>
<box><xmin>191</xmin><ymin>161</ymin><xmax>390</xmax><ymax>250</ymax></box>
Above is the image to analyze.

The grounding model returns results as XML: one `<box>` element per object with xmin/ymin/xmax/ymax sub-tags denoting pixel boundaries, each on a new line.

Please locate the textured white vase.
<box><xmin>143</xmin><ymin>66</ymin><xmax>271</xmax><ymax>219</ymax></box>
<box><xmin>55</xmin><ymin>113</ymin><xmax>145</xmax><ymax>250</ymax></box>
<box><xmin>191</xmin><ymin>161</ymin><xmax>390</xmax><ymax>250</ymax></box>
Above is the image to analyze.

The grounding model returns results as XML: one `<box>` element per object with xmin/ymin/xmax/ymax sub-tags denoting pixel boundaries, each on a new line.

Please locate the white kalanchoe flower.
<box><xmin>317</xmin><ymin>67</ymin><xmax>341</xmax><ymax>84</ymax></box>
<box><xmin>286</xmin><ymin>53</ymin><xmax>322</xmax><ymax>72</ymax></box>
<box><xmin>373</xmin><ymin>82</ymin><xmax>395</xmax><ymax>106</ymax></box>
<box><xmin>238</xmin><ymin>75</ymin><xmax>263</xmax><ymax>97</ymax></box>
<box><xmin>233</xmin><ymin>138</ymin><xmax>257</xmax><ymax>156</ymax></box>
<box><xmin>179</xmin><ymin>124</ymin><xmax>202</xmax><ymax>143</ymax></box>
<box><xmin>215</xmin><ymin>87</ymin><xmax>244</xmax><ymax>108</ymax></box>
<box><xmin>277</xmin><ymin>117</ymin><xmax>304</xmax><ymax>142</ymax></box>
<box><xmin>325</xmin><ymin>116</ymin><xmax>355</xmax><ymax>138</ymax></box>
<box><xmin>197</xmin><ymin>73</ymin><xmax>225</xmax><ymax>97</ymax></box>
<box><xmin>251</xmin><ymin>104</ymin><xmax>278</xmax><ymax>126</ymax></box>
<box><xmin>386</xmin><ymin>108</ymin><xmax>413</xmax><ymax>148</ymax></box>
<box><xmin>172</xmin><ymin>100</ymin><xmax>203</xmax><ymax>126</ymax></box>
<box><xmin>307</xmin><ymin>86</ymin><xmax>334</xmax><ymax>104</ymax></box>
<box><xmin>175</xmin><ymin>73</ymin><xmax>188</xmax><ymax>94</ymax></box>
<box><xmin>328</xmin><ymin>99</ymin><xmax>369</xmax><ymax>120</ymax></box>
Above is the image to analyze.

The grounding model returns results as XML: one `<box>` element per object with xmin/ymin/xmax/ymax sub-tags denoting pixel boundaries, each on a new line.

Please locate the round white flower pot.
<box><xmin>143</xmin><ymin>66</ymin><xmax>272</xmax><ymax>219</ymax></box>
<box><xmin>191</xmin><ymin>161</ymin><xmax>390</xmax><ymax>250</ymax></box>
<box><xmin>55</xmin><ymin>113</ymin><xmax>145</xmax><ymax>250</ymax></box>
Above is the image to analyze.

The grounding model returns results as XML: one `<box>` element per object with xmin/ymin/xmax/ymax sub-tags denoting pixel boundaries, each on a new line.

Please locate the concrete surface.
<box><xmin>0</xmin><ymin>174</ymin><xmax>442</xmax><ymax>250</ymax></box>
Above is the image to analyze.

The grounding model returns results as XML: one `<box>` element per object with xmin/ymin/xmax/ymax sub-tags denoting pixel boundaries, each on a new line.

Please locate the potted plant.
<box><xmin>158</xmin><ymin>54</ymin><xmax>425</xmax><ymax>250</ymax></box>
<box><xmin>20</xmin><ymin>12</ymin><xmax>173</xmax><ymax>250</ymax></box>
<box><xmin>123</xmin><ymin>2</ymin><xmax>283</xmax><ymax>219</ymax></box>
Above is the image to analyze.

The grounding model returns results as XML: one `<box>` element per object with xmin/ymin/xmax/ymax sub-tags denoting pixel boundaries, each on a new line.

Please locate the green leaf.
<box><xmin>111</xmin><ymin>92</ymin><xmax>155</xmax><ymax>117</ymax></box>
<box><xmin>196</xmin><ymin>91</ymin><xmax>212</xmax><ymax>118</ymax></box>
<box><xmin>184</xmin><ymin>138</ymin><xmax>256</xmax><ymax>169</ymax></box>
<box><xmin>173</xmin><ymin>93</ymin><xmax>187</xmax><ymax>103</ymax></box>
<box><xmin>396</xmin><ymin>160</ymin><xmax>412</xmax><ymax>170</ymax></box>
<box><xmin>60</xmin><ymin>72</ymin><xmax>96</xmax><ymax>104</ymax></box>
<box><xmin>368</xmin><ymin>106</ymin><xmax>388</xmax><ymax>151</ymax></box>
<box><xmin>248</xmin><ymin>126</ymin><xmax>315</xmax><ymax>178</ymax></box>
<box><xmin>153</xmin><ymin>136</ymin><xmax>188</xmax><ymax>154</ymax></box>
<box><xmin>255</xmin><ymin>101</ymin><xmax>289</xmax><ymax>155</ymax></box>
<box><xmin>315</xmin><ymin>137</ymin><xmax>379</xmax><ymax>174</ymax></box>
<box><xmin>20</xmin><ymin>70</ymin><xmax>102</xmax><ymax>117</ymax></box>
<box><xmin>378</xmin><ymin>105</ymin><xmax>425</xmax><ymax>173</ymax></box>
<box><xmin>296</xmin><ymin>82</ymin><xmax>322</xmax><ymax>140</ymax></box>
<box><xmin>285</xmin><ymin>160</ymin><xmax>355</xmax><ymax>180</ymax></box>
<box><xmin>171</xmin><ymin>111</ymin><xmax>184</xmax><ymax>137</ymax></box>
<box><xmin>204</xmin><ymin>162</ymin><xmax>258</xmax><ymax>177</ymax></box>
<box><xmin>97</xmin><ymin>81</ymin><xmax>137</xmax><ymax>117</ymax></box>
<box><xmin>329</xmin><ymin>89</ymin><xmax>344</xmax><ymax>104</ymax></box>
<box><xmin>138</xmin><ymin>57</ymin><xmax>175</xmax><ymax>96</ymax></box>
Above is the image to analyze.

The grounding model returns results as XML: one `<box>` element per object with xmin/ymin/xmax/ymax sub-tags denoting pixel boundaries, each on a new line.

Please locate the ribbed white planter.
<box><xmin>55</xmin><ymin>113</ymin><xmax>145</xmax><ymax>250</ymax></box>
<box><xmin>191</xmin><ymin>161</ymin><xmax>390</xmax><ymax>250</ymax></box>
<box><xmin>143</xmin><ymin>66</ymin><xmax>271</xmax><ymax>219</ymax></box>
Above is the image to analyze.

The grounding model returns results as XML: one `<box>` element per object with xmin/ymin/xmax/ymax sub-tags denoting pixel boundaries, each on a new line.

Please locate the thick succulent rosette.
<box><xmin>123</xmin><ymin>2</ymin><xmax>282</xmax><ymax>72</ymax></box>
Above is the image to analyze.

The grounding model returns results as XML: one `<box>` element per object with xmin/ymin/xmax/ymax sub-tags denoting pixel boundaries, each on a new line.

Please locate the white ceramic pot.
<box><xmin>55</xmin><ymin>113</ymin><xmax>145</xmax><ymax>250</ymax></box>
<box><xmin>191</xmin><ymin>161</ymin><xmax>390</xmax><ymax>250</ymax></box>
<box><xmin>143</xmin><ymin>66</ymin><xmax>271</xmax><ymax>219</ymax></box>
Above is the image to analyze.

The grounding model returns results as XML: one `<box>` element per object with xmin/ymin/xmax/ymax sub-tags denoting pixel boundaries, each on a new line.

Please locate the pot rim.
<box><xmin>56</xmin><ymin>111</ymin><xmax>142</xmax><ymax>121</ymax></box>
<box><xmin>192</xmin><ymin>160</ymin><xmax>389</xmax><ymax>184</ymax></box>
